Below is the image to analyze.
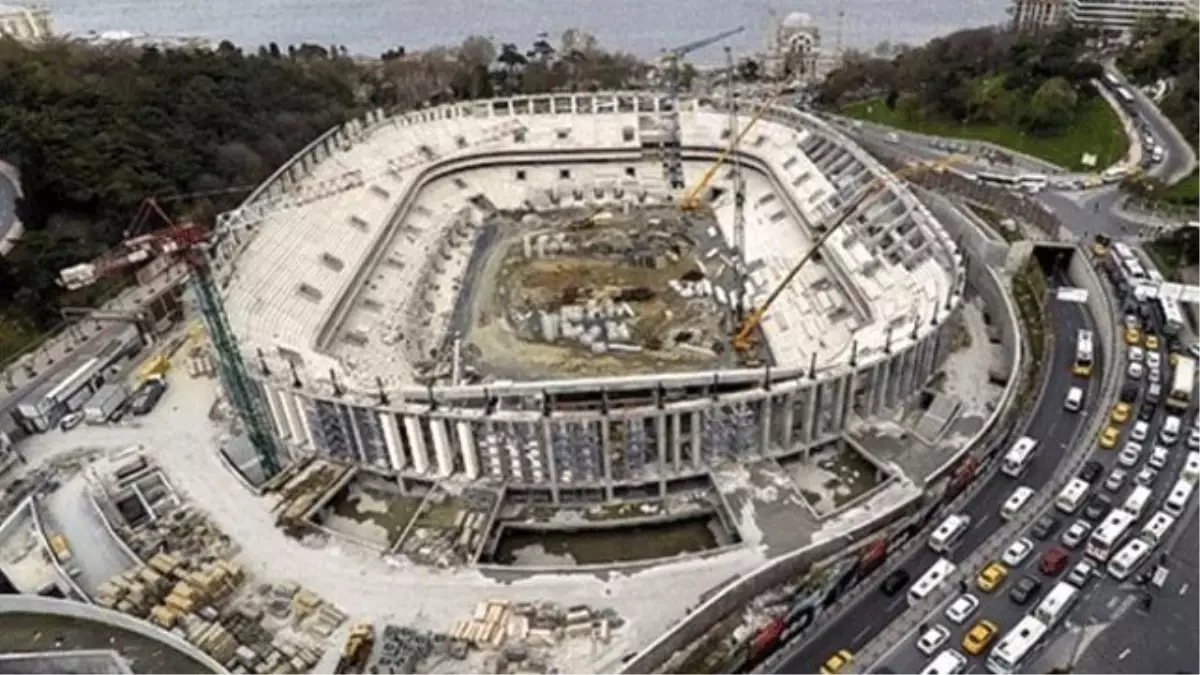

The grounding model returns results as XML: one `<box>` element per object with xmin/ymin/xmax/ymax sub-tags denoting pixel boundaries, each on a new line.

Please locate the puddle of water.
<box><xmin>487</xmin><ymin>515</ymin><xmax>725</xmax><ymax>566</ymax></box>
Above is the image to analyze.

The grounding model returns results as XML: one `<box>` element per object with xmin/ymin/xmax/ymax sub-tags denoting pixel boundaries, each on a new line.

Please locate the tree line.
<box><xmin>817</xmin><ymin>25</ymin><xmax>1104</xmax><ymax>135</ymax></box>
<box><xmin>0</xmin><ymin>32</ymin><xmax>647</xmax><ymax>350</ymax></box>
<box><xmin>1118</xmin><ymin>19</ymin><xmax>1198</xmax><ymax>149</ymax></box>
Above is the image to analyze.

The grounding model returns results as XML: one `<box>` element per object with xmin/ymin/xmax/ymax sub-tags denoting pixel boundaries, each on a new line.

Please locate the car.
<box><xmin>1118</xmin><ymin>443</ymin><xmax>1141</xmax><ymax>468</ymax></box>
<box><xmin>1123</xmin><ymin>314</ymin><xmax>1140</xmax><ymax>330</ymax></box>
<box><xmin>1040</xmin><ymin>546</ymin><xmax>1070</xmax><ymax>576</ymax></box>
<box><xmin>59</xmin><ymin>411</ymin><xmax>85</xmax><ymax>432</ymax></box>
<box><xmin>1103</xmin><ymin>468</ymin><xmax>1127</xmax><ymax>492</ymax></box>
<box><xmin>1146</xmin><ymin>351</ymin><xmax>1161</xmax><ymax>369</ymax></box>
<box><xmin>1135</xmin><ymin>467</ymin><xmax>1158</xmax><ymax>486</ymax></box>
<box><xmin>1066</xmin><ymin>559</ymin><xmax>1096</xmax><ymax>587</ymax></box>
<box><xmin>1119</xmin><ymin>383</ymin><xmax>1139</xmax><ymax>403</ymax></box>
<box><xmin>976</xmin><ymin>562</ymin><xmax>1009</xmax><ymax>593</ymax></box>
<box><xmin>1127</xmin><ymin>361</ymin><xmax>1144</xmax><ymax>380</ymax></box>
<box><xmin>1147</xmin><ymin>382</ymin><xmax>1162</xmax><ymax>405</ymax></box>
<box><xmin>1099</xmin><ymin>426</ymin><xmax>1121</xmax><ymax>449</ymax></box>
<box><xmin>1149</xmin><ymin>445</ymin><xmax>1170</xmax><ymax>469</ymax></box>
<box><xmin>1031</xmin><ymin>515</ymin><xmax>1060</xmax><ymax>541</ymax></box>
<box><xmin>1002</xmin><ymin>538</ymin><xmax>1035</xmax><ymax>567</ymax></box>
<box><xmin>1148</xmin><ymin>367</ymin><xmax>1162</xmax><ymax>384</ymax></box>
<box><xmin>1061</xmin><ymin>520</ymin><xmax>1092</xmax><ymax>549</ymax></box>
<box><xmin>1138</xmin><ymin>404</ymin><xmax>1156</xmax><ymax>422</ymax></box>
<box><xmin>1064</xmin><ymin>386</ymin><xmax>1084</xmax><ymax>412</ymax></box>
<box><xmin>1083</xmin><ymin>493</ymin><xmax>1112</xmax><ymax>521</ymax></box>
<box><xmin>1188</xmin><ymin>427</ymin><xmax>1200</xmax><ymax>450</ymax></box>
<box><xmin>1145</xmin><ymin>334</ymin><xmax>1160</xmax><ymax>350</ymax></box>
<box><xmin>962</xmin><ymin>620</ymin><xmax>1000</xmax><ymax>656</ymax></box>
<box><xmin>129</xmin><ymin>378</ymin><xmax>168</xmax><ymax>416</ymax></box>
<box><xmin>1128</xmin><ymin>346</ymin><xmax>1144</xmax><ymax>363</ymax></box>
<box><xmin>1111</xmin><ymin>403</ymin><xmax>1133</xmax><ymax>424</ymax></box>
<box><xmin>916</xmin><ymin>625</ymin><xmax>951</xmax><ymax>656</ymax></box>
<box><xmin>1079</xmin><ymin>460</ymin><xmax>1104</xmax><ymax>483</ymax></box>
<box><xmin>1125</xmin><ymin>326</ymin><xmax>1141</xmax><ymax>345</ymax></box>
<box><xmin>1010</xmin><ymin>575</ymin><xmax>1043</xmax><ymax>605</ymax></box>
<box><xmin>881</xmin><ymin>569</ymin><xmax>911</xmax><ymax>596</ymax></box>
<box><xmin>1131</xmin><ymin>420</ymin><xmax>1150</xmax><ymax>442</ymax></box>
<box><xmin>821</xmin><ymin>650</ymin><xmax>854</xmax><ymax>675</ymax></box>
<box><xmin>944</xmin><ymin>594</ymin><xmax>980</xmax><ymax>625</ymax></box>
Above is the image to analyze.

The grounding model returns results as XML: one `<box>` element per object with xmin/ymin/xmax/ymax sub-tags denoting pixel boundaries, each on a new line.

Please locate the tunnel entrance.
<box><xmin>1030</xmin><ymin>244</ymin><xmax>1075</xmax><ymax>280</ymax></box>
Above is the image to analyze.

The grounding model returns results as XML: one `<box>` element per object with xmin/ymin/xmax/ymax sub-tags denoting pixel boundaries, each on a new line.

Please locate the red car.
<box><xmin>1040</xmin><ymin>546</ymin><xmax>1069</xmax><ymax>576</ymax></box>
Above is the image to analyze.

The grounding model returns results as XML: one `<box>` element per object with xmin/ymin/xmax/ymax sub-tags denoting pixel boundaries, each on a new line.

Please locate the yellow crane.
<box><xmin>680</xmin><ymin>87</ymin><xmax>789</xmax><ymax>211</ymax></box>
<box><xmin>731</xmin><ymin>154</ymin><xmax>968</xmax><ymax>357</ymax></box>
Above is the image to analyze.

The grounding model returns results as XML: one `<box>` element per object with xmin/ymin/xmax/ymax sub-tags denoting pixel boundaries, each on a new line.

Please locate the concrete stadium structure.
<box><xmin>211</xmin><ymin>92</ymin><xmax>967</xmax><ymax>503</ymax></box>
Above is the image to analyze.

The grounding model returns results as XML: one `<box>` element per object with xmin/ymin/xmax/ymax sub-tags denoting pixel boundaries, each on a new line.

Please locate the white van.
<box><xmin>929</xmin><ymin>514</ymin><xmax>972</xmax><ymax>553</ymax></box>
<box><xmin>920</xmin><ymin>649</ymin><xmax>968</xmax><ymax>675</ymax></box>
<box><xmin>1161</xmin><ymin>415</ymin><xmax>1182</xmax><ymax>445</ymax></box>
<box><xmin>1064</xmin><ymin>387</ymin><xmax>1084</xmax><ymax>412</ymax></box>
<box><xmin>1002</xmin><ymin>486</ymin><xmax>1035</xmax><ymax>520</ymax></box>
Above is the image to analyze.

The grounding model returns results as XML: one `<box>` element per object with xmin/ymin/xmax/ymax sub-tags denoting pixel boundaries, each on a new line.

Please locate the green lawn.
<box><xmin>842</xmin><ymin>97</ymin><xmax>1128</xmax><ymax>171</ymax></box>
<box><xmin>0</xmin><ymin>313</ymin><xmax>43</xmax><ymax>367</ymax></box>
<box><xmin>1163</xmin><ymin>169</ymin><xmax>1199</xmax><ymax>205</ymax></box>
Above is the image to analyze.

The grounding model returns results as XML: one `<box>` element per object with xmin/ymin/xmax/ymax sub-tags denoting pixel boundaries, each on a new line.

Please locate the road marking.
<box><xmin>974</xmin><ymin>515</ymin><xmax>991</xmax><ymax>530</ymax></box>
<box><xmin>1180</xmin><ymin>583</ymin><xmax>1189</xmax><ymax>596</ymax></box>
<box><xmin>887</xmin><ymin>596</ymin><xmax>905</xmax><ymax>611</ymax></box>
<box><xmin>1106</xmin><ymin>596</ymin><xmax>1121</xmax><ymax>610</ymax></box>
<box><xmin>1118</xmin><ymin>647</ymin><xmax>1131</xmax><ymax>661</ymax></box>
<box><xmin>852</xmin><ymin>624</ymin><xmax>878</xmax><ymax>643</ymax></box>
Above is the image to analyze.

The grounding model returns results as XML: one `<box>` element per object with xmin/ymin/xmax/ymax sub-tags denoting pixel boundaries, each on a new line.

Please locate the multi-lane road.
<box><xmin>873</xmin><ymin>299</ymin><xmax>1197</xmax><ymax>674</ymax></box>
<box><xmin>775</xmin><ymin>274</ymin><xmax>1097</xmax><ymax>673</ymax></box>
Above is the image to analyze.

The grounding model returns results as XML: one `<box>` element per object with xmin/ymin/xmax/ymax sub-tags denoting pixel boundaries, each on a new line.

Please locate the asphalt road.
<box><xmin>773</xmin><ymin>274</ymin><xmax>1096</xmax><ymax>674</ymax></box>
<box><xmin>0</xmin><ymin>169</ymin><xmax>15</xmax><ymax>243</ymax></box>
<box><xmin>874</xmin><ymin>304</ymin><xmax>1197</xmax><ymax>674</ymax></box>
<box><xmin>1101</xmin><ymin>66</ymin><xmax>1195</xmax><ymax>184</ymax></box>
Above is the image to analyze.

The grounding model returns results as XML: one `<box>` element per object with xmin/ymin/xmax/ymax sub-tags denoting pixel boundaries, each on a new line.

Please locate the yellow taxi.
<box><xmin>820</xmin><ymin>649</ymin><xmax>854</xmax><ymax>675</ymax></box>
<box><xmin>1099</xmin><ymin>425</ymin><xmax>1121</xmax><ymax>449</ymax></box>
<box><xmin>1125</xmin><ymin>326</ymin><xmax>1142</xmax><ymax>346</ymax></box>
<box><xmin>1144</xmin><ymin>334</ymin><xmax>1159</xmax><ymax>351</ymax></box>
<box><xmin>1110</xmin><ymin>402</ymin><xmax>1132</xmax><ymax>424</ymax></box>
<box><xmin>976</xmin><ymin>561</ymin><xmax>1008</xmax><ymax>593</ymax></box>
<box><xmin>963</xmin><ymin>619</ymin><xmax>1000</xmax><ymax>655</ymax></box>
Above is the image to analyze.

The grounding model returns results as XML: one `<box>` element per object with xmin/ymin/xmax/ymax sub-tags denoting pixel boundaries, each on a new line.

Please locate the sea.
<box><xmin>43</xmin><ymin>0</ymin><xmax>1009</xmax><ymax>62</ymax></box>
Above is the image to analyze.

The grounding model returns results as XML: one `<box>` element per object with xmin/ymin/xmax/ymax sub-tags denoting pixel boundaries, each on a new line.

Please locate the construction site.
<box><xmin>451</xmin><ymin>203</ymin><xmax>747</xmax><ymax>380</ymax></box>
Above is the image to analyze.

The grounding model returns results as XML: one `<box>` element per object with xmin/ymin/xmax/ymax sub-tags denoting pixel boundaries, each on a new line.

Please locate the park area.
<box><xmin>843</xmin><ymin>97</ymin><xmax>1128</xmax><ymax>171</ymax></box>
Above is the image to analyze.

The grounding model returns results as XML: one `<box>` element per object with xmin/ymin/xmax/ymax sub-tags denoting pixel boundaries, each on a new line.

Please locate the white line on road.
<box><xmin>1118</xmin><ymin>647</ymin><xmax>1132</xmax><ymax>661</ymax></box>
<box><xmin>973</xmin><ymin>514</ymin><xmax>991</xmax><ymax>530</ymax></box>
<box><xmin>1106</xmin><ymin>596</ymin><xmax>1121</xmax><ymax>610</ymax></box>
<box><xmin>1180</xmin><ymin>583</ymin><xmax>1189</xmax><ymax>596</ymax></box>
<box><xmin>852</xmin><ymin>624</ymin><xmax>878</xmax><ymax>643</ymax></box>
<box><xmin>887</xmin><ymin>596</ymin><xmax>905</xmax><ymax>611</ymax></box>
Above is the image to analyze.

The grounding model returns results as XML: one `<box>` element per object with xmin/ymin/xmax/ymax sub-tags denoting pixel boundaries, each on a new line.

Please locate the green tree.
<box><xmin>1024</xmin><ymin>77</ymin><xmax>1078</xmax><ymax>132</ymax></box>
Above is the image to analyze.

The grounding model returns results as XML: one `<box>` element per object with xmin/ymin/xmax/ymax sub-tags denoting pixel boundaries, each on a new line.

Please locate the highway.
<box><xmin>872</xmin><ymin>296</ymin><xmax>1197</xmax><ymax>674</ymax></box>
<box><xmin>1101</xmin><ymin>65</ymin><xmax>1196</xmax><ymax>184</ymax></box>
<box><xmin>773</xmin><ymin>273</ymin><xmax>1097</xmax><ymax>674</ymax></box>
<box><xmin>0</xmin><ymin>167</ymin><xmax>16</xmax><ymax>244</ymax></box>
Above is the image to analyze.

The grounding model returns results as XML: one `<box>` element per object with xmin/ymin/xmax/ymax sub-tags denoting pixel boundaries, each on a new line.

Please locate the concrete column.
<box><xmin>671</xmin><ymin>413</ymin><xmax>683</xmax><ymax>472</ymax></box>
<box><xmin>600</xmin><ymin>419</ymin><xmax>615</xmax><ymax>498</ymax></box>
<box><xmin>839</xmin><ymin>374</ymin><xmax>855</xmax><ymax>430</ymax></box>
<box><xmin>402</xmin><ymin>416</ymin><xmax>429</xmax><ymax>474</ymax></box>
<box><xmin>759</xmin><ymin>398</ymin><xmax>772</xmax><ymax>455</ymax></box>
<box><xmin>429</xmin><ymin>418</ymin><xmax>453</xmax><ymax>477</ymax></box>
<box><xmin>263</xmin><ymin>387</ymin><xmax>290</xmax><ymax>440</ymax></box>
<box><xmin>690</xmin><ymin>411</ymin><xmax>703</xmax><ymax>469</ymax></box>
<box><xmin>380</xmin><ymin>412</ymin><xmax>405</xmax><ymax>471</ymax></box>
<box><xmin>289</xmin><ymin>392</ymin><xmax>315</xmax><ymax>449</ymax></box>
<box><xmin>344</xmin><ymin>407</ymin><xmax>368</xmax><ymax>463</ymax></box>
<box><xmin>456</xmin><ymin>421</ymin><xmax>479</xmax><ymax>479</ymax></box>
<box><xmin>870</xmin><ymin>363</ymin><xmax>886</xmax><ymax>414</ymax></box>
<box><xmin>655</xmin><ymin>413</ymin><xmax>668</xmax><ymax>494</ymax></box>
<box><xmin>482</xmin><ymin>420</ymin><xmax>501</xmax><ymax>480</ymax></box>
<box><xmin>782</xmin><ymin>392</ymin><xmax>795</xmax><ymax>448</ymax></box>
<box><xmin>541</xmin><ymin>420</ymin><xmax>559</xmax><ymax>503</ymax></box>
<box><xmin>507</xmin><ymin>422</ymin><xmax>524</xmax><ymax>483</ymax></box>
<box><xmin>804</xmin><ymin>385</ymin><xmax>820</xmax><ymax>444</ymax></box>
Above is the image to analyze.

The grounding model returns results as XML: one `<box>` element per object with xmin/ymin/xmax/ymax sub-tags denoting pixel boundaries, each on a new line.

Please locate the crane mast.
<box><xmin>726</xmin><ymin>45</ymin><xmax>747</xmax><ymax>315</ymax></box>
<box><xmin>658</xmin><ymin>26</ymin><xmax>745</xmax><ymax>191</ymax></box>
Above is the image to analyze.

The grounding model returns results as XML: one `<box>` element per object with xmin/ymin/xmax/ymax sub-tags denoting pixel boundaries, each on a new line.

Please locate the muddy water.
<box><xmin>488</xmin><ymin>515</ymin><xmax>725</xmax><ymax>566</ymax></box>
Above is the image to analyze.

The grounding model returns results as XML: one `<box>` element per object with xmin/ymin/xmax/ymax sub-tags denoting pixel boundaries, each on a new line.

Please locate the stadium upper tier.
<box><xmin>216</xmin><ymin>92</ymin><xmax>963</xmax><ymax>397</ymax></box>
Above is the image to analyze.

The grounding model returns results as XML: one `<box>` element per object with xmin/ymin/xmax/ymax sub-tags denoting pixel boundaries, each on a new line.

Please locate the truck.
<box><xmin>334</xmin><ymin>622</ymin><xmax>374</xmax><ymax>674</ymax></box>
<box><xmin>83</xmin><ymin>382</ymin><xmax>131</xmax><ymax>424</ymax></box>
<box><xmin>1167</xmin><ymin>356</ymin><xmax>1196</xmax><ymax>412</ymax></box>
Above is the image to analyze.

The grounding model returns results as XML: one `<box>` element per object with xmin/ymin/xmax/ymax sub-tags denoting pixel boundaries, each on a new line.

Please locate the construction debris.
<box><xmin>446</xmin><ymin>600</ymin><xmax>622</xmax><ymax>674</ymax></box>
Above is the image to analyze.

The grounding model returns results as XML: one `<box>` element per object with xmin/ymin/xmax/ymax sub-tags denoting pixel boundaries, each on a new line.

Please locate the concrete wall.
<box><xmin>0</xmin><ymin>596</ymin><xmax>226</xmax><ymax>674</ymax></box>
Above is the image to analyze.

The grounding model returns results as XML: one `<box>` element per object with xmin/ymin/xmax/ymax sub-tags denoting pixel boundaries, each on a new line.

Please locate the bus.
<box><xmin>1001</xmin><ymin>437</ymin><xmax>1039</xmax><ymax>478</ymax></box>
<box><xmin>1161</xmin><ymin>298</ymin><xmax>1187</xmax><ymax>337</ymax></box>
<box><xmin>1019</xmin><ymin>174</ymin><xmax>1048</xmax><ymax>193</ymax></box>
<box><xmin>928</xmin><ymin>514</ymin><xmax>972</xmax><ymax>553</ymax></box>
<box><xmin>975</xmin><ymin>172</ymin><xmax>1022</xmax><ymax>190</ymax></box>
<box><xmin>986</xmin><ymin>615</ymin><xmax>1049</xmax><ymax>674</ymax></box>
<box><xmin>1086</xmin><ymin>510</ymin><xmax>1138</xmax><ymax>561</ymax></box>
<box><xmin>1140</xmin><ymin>510</ymin><xmax>1176</xmax><ymax>545</ymax></box>
<box><xmin>1055</xmin><ymin>478</ymin><xmax>1091</xmax><ymax>514</ymax></box>
<box><xmin>1034</xmin><ymin>582</ymin><xmax>1080</xmax><ymax>627</ymax></box>
<box><xmin>1164</xmin><ymin>478</ymin><xmax>1195</xmax><ymax>517</ymax></box>
<box><xmin>1167</xmin><ymin>356</ymin><xmax>1196</xmax><ymax>411</ymax></box>
<box><xmin>1122</xmin><ymin>485</ymin><xmax>1152</xmax><ymax>519</ymax></box>
<box><xmin>908</xmin><ymin>557</ymin><xmax>957</xmax><ymax>606</ymax></box>
<box><xmin>1072</xmin><ymin>329</ymin><xmax>1095</xmax><ymax>377</ymax></box>
<box><xmin>1183</xmin><ymin>451</ymin><xmax>1200</xmax><ymax>483</ymax></box>
<box><xmin>1107</xmin><ymin>538</ymin><xmax>1153</xmax><ymax>581</ymax></box>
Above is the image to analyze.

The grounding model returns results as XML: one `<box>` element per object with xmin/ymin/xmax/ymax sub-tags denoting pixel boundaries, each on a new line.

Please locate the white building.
<box><xmin>1065</xmin><ymin>0</ymin><xmax>1198</xmax><ymax>38</ymax></box>
<box><xmin>762</xmin><ymin>12</ymin><xmax>822</xmax><ymax>83</ymax></box>
<box><xmin>0</xmin><ymin>3</ymin><xmax>52</xmax><ymax>42</ymax></box>
<box><xmin>1011</xmin><ymin>0</ymin><xmax>1066</xmax><ymax>31</ymax></box>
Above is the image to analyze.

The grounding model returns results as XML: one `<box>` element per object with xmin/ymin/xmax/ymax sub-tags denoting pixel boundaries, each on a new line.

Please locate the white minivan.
<box><xmin>1064</xmin><ymin>387</ymin><xmax>1084</xmax><ymax>412</ymax></box>
<box><xmin>1161</xmin><ymin>415</ymin><xmax>1182</xmax><ymax>445</ymax></box>
<box><xmin>1002</xmin><ymin>486</ymin><xmax>1035</xmax><ymax>520</ymax></box>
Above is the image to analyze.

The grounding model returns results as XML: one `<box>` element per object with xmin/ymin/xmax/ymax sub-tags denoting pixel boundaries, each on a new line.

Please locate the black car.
<box><xmin>1119</xmin><ymin>383</ymin><xmax>1139</xmax><ymax>403</ymax></box>
<box><xmin>1031</xmin><ymin>515</ymin><xmax>1060</xmax><ymax>540</ymax></box>
<box><xmin>1083</xmin><ymin>493</ymin><xmax>1112</xmax><ymax>521</ymax></box>
<box><xmin>1138</xmin><ymin>404</ymin><xmax>1155</xmax><ymax>422</ymax></box>
<box><xmin>130</xmin><ymin>379</ymin><xmax>168</xmax><ymax>416</ymax></box>
<box><xmin>880</xmin><ymin>569</ymin><xmax>911</xmax><ymax>596</ymax></box>
<box><xmin>1010</xmin><ymin>575</ymin><xmax>1043</xmax><ymax>605</ymax></box>
<box><xmin>1079</xmin><ymin>460</ymin><xmax>1104</xmax><ymax>484</ymax></box>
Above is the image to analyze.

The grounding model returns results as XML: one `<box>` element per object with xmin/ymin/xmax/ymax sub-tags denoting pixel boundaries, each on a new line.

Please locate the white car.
<box><xmin>1064</xmin><ymin>386</ymin><xmax>1084</xmax><ymax>412</ymax></box>
<box><xmin>1104</xmin><ymin>468</ymin><xmax>1128</xmax><ymax>491</ymax></box>
<box><xmin>1149</xmin><ymin>367</ymin><xmax>1162</xmax><ymax>384</ymax></box>
<box><xmin>1149</xmin><ymin>446</ymin><xmax>1170</xmax><ymax>469</ymax></box>
<box><xmin>1135</xmin><ymin>467</ymin><xmax>1158</xmax><ymax>486</ymax></box>
<box><xmin>1128</xmin><ymin>346</ymin><xmax>1144</xmax><ymax>363</ymax></box>
<box><xmin>1118</xmin><ymin>445</ymin><xmax>1141</xmax><ymax>468</ymax></box>
<box><xmin>59</xmin><ymin>411</ymin><xmax>85</xmax><ymax>432</ymax></box>
<box><xmin>945</xmin><ymin>594</ymin><xmax>980</xmax><ymax>625</ymax></box>
<box><xmin>1131</xmin><ymin>421</ymin><xmax>1149</xmax><ymax>442</ymax></box>
<box><xmin>1127</xmin><ymin>362</ymin><xmax>1144</xmax><ymax>379</ymax></box>
<box><xmin>1146</xmin><ymin>352</ymin><xmax>1162</xmax><ymax>369</ymax></box>
<box><xmin>917</xmin><ymin>624</ymin><xmax>952</xmax><ymax>656</ymax></box>
<box><xmin>1001</xmin><ymin>537</ymin><xmax>1035</xmax><ymax>567</ymax></box>
<box><xmin>1067</xmin><ymin>559</ymin><xmax>1096</xmax><ymax>587</ymax></box>
<box><xmin>1061</xmin><ymin>520</ymin><xmax>1092</xmax><ymax>549</ymax></box>
<box><xmin>1188</xmin><ymin>427</ymin><xmax>1200</xmax><ymax>450</ymax></box>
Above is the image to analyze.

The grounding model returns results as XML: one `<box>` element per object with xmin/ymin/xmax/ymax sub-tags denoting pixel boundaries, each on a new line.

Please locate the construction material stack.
<box><xmin>333</xmin><ymin>622</ymin><xmax>375</xmax><ymax>674</ymax></box>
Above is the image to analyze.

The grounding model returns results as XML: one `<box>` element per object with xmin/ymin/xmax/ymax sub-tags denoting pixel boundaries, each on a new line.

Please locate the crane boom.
<box><xmin>731</xmin><ymin>154</ymin><xmax>967</xmax><ymax>354</ymax></box>
<box><xmin>680</xmin><ymin>87</ymin><xmax>787</xmax><ymax>211</ymax></box>
<box><xmin>663</xmin><ymin>26</ymin><xmax>745</xmax><ymax>59</ymax></box>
